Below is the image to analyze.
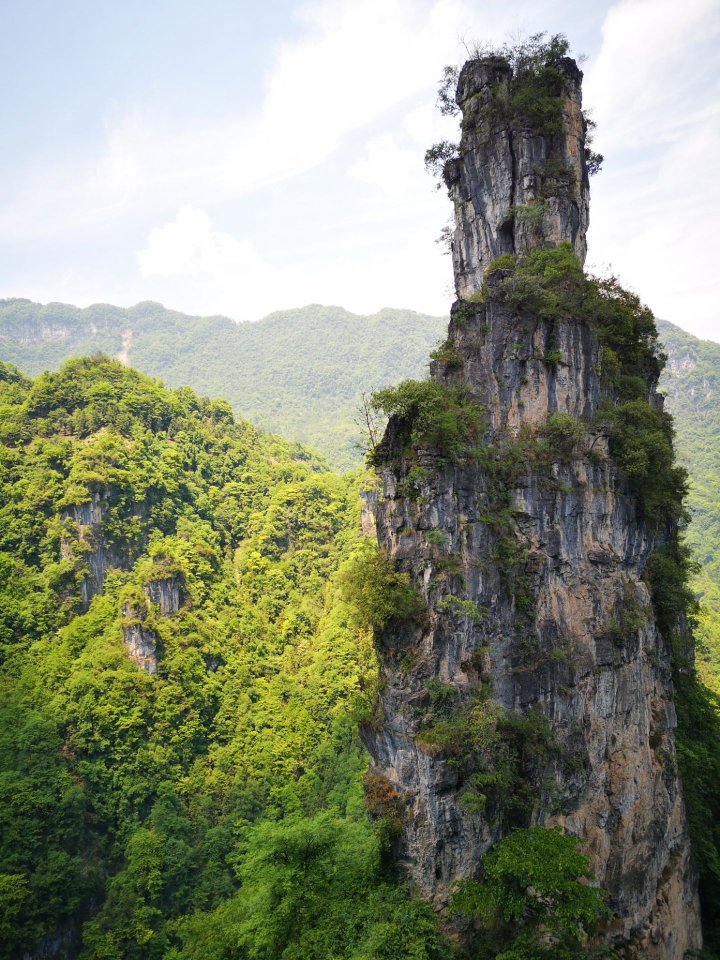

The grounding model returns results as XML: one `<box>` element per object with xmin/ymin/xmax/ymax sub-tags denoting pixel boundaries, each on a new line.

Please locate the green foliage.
<box><xmin>169</xmin><ymin>814</ymin><xmax>452</xmax><ymax>960</ymax></box>
<box><xmin>601</xmin><ymin>400</ymin><xmax>688</xmax><ymax>527</ymax></box>
<box><xmin>337</xmin><ymin>539</ymin><xmax>421</xmax><ymax>629</ymax></box>
<box><xmin>540</xmin><ymin>413</ymin><xmax>584</xmax><ymax>458</ymax></box>
<box><xmin>673</xmin><ymin>675</ymin><xmax>720</xmax><ymax>958</ymax></box>
<box><xmin>459</xmin><ymin>33</ymin><xmax>571</xmax><ymax>141</ymax></box>
<box><xmin>509</xmin><ymin>201</ymin><xmax>547</xmax><ymax>227</ymax></box>
<box><xmin>416</xmin><ymin>690</ymin><xmax>553</xmax><ymax>826</ymax></box>
<box><xmin>655</xmin><ymin>319</ymin><xmax>720</xmax><ymax>693</ymax></box>
<box><xmin>0</xmin><ymin>358</ymin><xmax>446</xmax><ymax>959</ymax></box>
<box><xmin>430</xmin><ymin>343</ymin><xmax>463</xmax><ymax>368</ymax></box>
<box><xmin>370</xmin><ymin>379</ymin><xmax>484</xmax><ymax>461</ymax></box>
<box><xmin>492</xmin><ymin>244</ymin><xmax>662</xmax><ymax>383</ymax></box>
<box><xmin>452</xmin><ymin>827</ymin><xmax>607</xmax><ymax>959</ymax></box>
<box><xmin>424</xmin><ymin>140</ymin><xmax>459</xmax><ymax>184</ymax></box>
<box><xmin>427</xmin><ymin>34</ymin><xmax>600</xmax><ymax>203</ymax></box>
<box><xmin>436</xmin><ymin>595</ymin><xmax>484</xmax><ymax>623</ymax></box>
<box><xmin>488</xmin><ymin>246</ymin><xmax>687</xmax><ymax>529</ymax></box>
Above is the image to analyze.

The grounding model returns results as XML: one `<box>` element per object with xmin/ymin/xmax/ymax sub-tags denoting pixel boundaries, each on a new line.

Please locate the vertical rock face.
<box><xmin>120</xmin><ymin>573</ymin><xmax>182</xmax><ymax>674</ymax></box>
<box><xmin>61</xmin><ymin>491</ymin><xmax>131</xmax><ymax>608</ymax></box>
<box><xmin>121</xmin><ymin>603</ymin><xmax>158</xmax><ymax>675</ymax></box>
<box><xmin>145</xmin><ymin>574</ymin><xmax>181</xmax><ymax>617</ymax></box>
<box><xmin>363</xmin><ymin>54</ymin><xmax>701</xmax><ymax>958</ymax></box>
<box><xmin>445</xmin><ymin>56</ymin><xmax>589</xmax><ymax>299</ymax></box>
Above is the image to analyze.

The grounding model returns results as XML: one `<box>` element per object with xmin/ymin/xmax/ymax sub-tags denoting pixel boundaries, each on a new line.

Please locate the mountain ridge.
<box><xmin>0</xmin><ymin>298</ymin><xmax>447</xmax><ymax>469</ymax></box>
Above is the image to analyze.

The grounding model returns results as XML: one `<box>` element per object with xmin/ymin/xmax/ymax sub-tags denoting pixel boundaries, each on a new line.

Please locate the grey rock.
<box><xmin>445</xmin><ymin>55</ymin><xmax>589</xmax><ymax>298</ymax></box>
<box><xmin>121</xmin><ymin>601</ymin><xmax>158</xmax><ymax>675</ymax></box>
<box><xmin>144</xmin><ymin>575</ymin><xmax>181</xmax><ymax>616</ymax></box>
<box><xmin>61</xmin><ymin>491</ymin><xmax>134</xmax><ymax>608</ymax></box>
<box><xmin>365</xmin><ymin>54</ymin><xmax>701</xmax><ymax>959</ymax></box>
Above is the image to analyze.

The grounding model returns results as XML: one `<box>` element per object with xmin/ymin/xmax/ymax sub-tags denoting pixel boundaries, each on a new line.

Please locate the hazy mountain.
<box><xmin>0</xmin><ymin>298</ymin><xmax>446</xmax><ymax>470</ymax></box>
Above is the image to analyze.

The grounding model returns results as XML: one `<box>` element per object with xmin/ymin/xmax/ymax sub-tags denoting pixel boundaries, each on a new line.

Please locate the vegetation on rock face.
<box><xmin>452</xmin><ymin>828</ymin><xmax>607</xmax><ymax>960</ymax></box>
<box><xmin>337</xmin><ymin>538</ymin><xmax>421</xmax><ymax>629</ymax></box>
<box><xmin>481</xmin><ymin>244</ymin><xmax>687</xmax><ymax>530</ymax></box>
<box><xmin>0</xmin><ymin>357</ymin><xmax>450</xmax><ymax>959</ymax></box>
<box><xmin>416</xmin><ymin>686</ymin><xmax>554</xmax><ymax>826</ymax></box>
<box><xmin>425</xmin><ymin>33</ymin><xmax>603</xmax><ymax>187</ymax></box>
<box><xmin>480</xmin><ymin>246</ymin><xmax>720</xmax><ymax>956</ymax></box>
<box><xmin>369</xmin><ymin>379</ymin><xmax>485</xmax><ymax>462</ymax></box>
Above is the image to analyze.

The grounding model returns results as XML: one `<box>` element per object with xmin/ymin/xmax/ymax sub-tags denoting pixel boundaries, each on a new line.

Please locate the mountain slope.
<box><xmin>0</xmin><ymin>357</ymin><xmax>449</xmax><ymax>959</ymax></box>
<box><xmin>0</xmin><ymin>299</ymin><xmax>447</xmax><ymax>469</ymax></box>
<box><xmin>3</xmin><ymin>300</ymin><xmax>720</xmax><ymax>686</ymax></box>
<box><xmin>656</xmin><ymin>319</ymin><xmax>720</xmax><ymax>686</ymax></box>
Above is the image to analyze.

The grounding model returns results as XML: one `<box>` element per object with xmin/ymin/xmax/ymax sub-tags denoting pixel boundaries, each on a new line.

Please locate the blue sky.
<box><xmin>1</xmin><ymin>0</ymin><xmax>719</xmax><ymax>340</ymax></box>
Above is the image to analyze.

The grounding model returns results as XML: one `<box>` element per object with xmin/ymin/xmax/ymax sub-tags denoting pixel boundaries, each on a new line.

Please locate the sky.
<box><xmin>1</xmin><ymin>0</ymin><xmax>719</xmax><ymax>341</ymax></box>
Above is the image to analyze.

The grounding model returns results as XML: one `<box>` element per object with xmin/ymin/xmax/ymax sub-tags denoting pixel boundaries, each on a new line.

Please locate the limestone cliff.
<box><xmin>446</xmin><ymin>56</ymin><xmax>589</xmax><ymax>300</ymax></box>
<box><xmin>363</xmin><ymin>52</ymin><xmax>701</xmax><ymax>958</ymax></box>
<box><xmin>120</xmin><ymin>570</ymin><xmax>183</xmax><ymax>674</ymax></box>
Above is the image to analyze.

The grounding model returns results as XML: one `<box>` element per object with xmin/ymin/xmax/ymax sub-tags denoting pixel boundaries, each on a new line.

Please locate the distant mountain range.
<box><xmin>0</xmin><ymin>298</ymin><xmax>446</xmax><ymax>470</ymax></box>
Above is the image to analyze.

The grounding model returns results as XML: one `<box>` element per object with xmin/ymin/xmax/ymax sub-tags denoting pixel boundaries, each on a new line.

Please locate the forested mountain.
<box><xmin>0</xmin><ymin>357</ymin><xmax>450</xmax><ymax>959</ymax></box>
<box><xmin>0</xmin><ymin>299</ymin><xmax>446</xmax><ymax>470</ymax></box>
<box><xmin>656</xmin><ymin>320</ymin><xmax>720</xmax><ymax>687</ymax></box>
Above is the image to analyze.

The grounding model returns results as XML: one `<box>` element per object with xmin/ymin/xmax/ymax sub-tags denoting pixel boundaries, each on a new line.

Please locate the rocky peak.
<box><xmin>364</xmin><ymin>48</ymin><xmax>701</xmax><ymax>959</ymax></box>
<box><xmin>445</xmin><ymin>53</ymin><xmax>589</xmax><ymax>298</ymax></box>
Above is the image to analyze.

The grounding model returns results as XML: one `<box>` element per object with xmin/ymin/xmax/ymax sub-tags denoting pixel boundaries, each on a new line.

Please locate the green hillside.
<box><xmin>2</xmin><ymin>315</ymin><xmax>719</xmax><ymax>956</ymax></box>
<box><xmin>0</xmin><ymin>299</ymin><xmax>447</xmax><ymax>470</ymax></box>
<box><xmin>0</xmin><ymin>357</ymin><xmax>449</xmax><ymax>959</ymax></box>
<box><xmin>656</xmin><ymin>319</ymin><xmax>720</xmax><ymax>688</ymax></box>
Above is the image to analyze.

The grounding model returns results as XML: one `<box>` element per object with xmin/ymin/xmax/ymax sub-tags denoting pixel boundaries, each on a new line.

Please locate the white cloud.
<box><xmin>0</xmin><ymin>0</ymin><xmax>481</xmax><ymax>244</ymax></box>
<box><xmin>585</xmin><ymin>0</ymin><xmax>720</xmax><ymax>337</ymax></box>
<box><xmin>585</xmin><ymin>0</ymin><xmax>720</xmax><ymax>152</ymax></box>
<box><xmin>138</xmin><ymin>206</ymin><xmax>263</xmax><ymax>280</ymax></box>
<box><xmin>136</xmin><ymin>206</ymin><xmax>294</xmax><ymax>319</ymax></box>
<box><xmin>135</xmin><ymin>201</ymin><xmax>454</xmax><ymax>321</ymax></box>
<box><xmin>6</xmin><ymin>0</ymin><xmax>718</xmax><ymax>341</ymax></box>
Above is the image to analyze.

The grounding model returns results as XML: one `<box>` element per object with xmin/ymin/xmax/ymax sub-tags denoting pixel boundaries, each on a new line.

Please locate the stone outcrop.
<box><xmin>144</xmin><ymin>573</ymin><xmax>181</xmax><ymax>617</ymax></box>
<box><xmin>445</xmin><ymin>56</ymin><xmax>589</xmax><ymax>299</ymax></box>
<box><xmin>363</xmin><ymin>53</ymin><xmax>701</xmax><ymax>958</ymax></box>
<box><xmin>121</xmin><ymin>602</ymin><xmax>158</xmax><ymax>675</ymax></box>
<box><xmin>120</xmin><ymin>572</ymin><xmax>182</xmax><ymax>675</ymax></box>
<box><xmin>61</xmin><ymin>491</ymin><xmax>131</xmax><ymax>608</ymax></box>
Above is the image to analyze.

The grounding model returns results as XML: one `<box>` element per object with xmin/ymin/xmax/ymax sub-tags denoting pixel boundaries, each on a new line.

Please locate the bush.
<box><xmin>429</xmin><ymin>344</ymin><xmax>463</xmax><ymax>368</ymax></box>
<box><xmin>541</xmin><ymin>413</ymin><xmax>585</xmax><ymax>458</ymax></box>
<box><xmin>452</xmin><ymin>827</ymin><xmax>607</xmax><ymax>959</ymax></box>
<box><xmin>370</xmin><ymin>379</ymin><xmax>484</xmax><ymax>461</ymax></box>
<box><xmin>492</xmin><ymin>244</ymin><xmax>663</xmax><ymax>388</ymax></box>
<box><xmin>337</xmin><ymin>539</ymin><xmax>420</xmax><ymax>629</ymax></box>
<box><xmin>602</xmin><ymin>400</ymin><xmax>688</xmax><ymax>527</ymax></box>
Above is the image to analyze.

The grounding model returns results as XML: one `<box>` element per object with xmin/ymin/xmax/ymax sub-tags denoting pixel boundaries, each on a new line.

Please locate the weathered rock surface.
<box><xmin>61</xmin><ymin>491</ymin><xmax>132</xmax><ymax>608</ymax></box>
<box><xmin>120</xmin><ymin>573</ymin><xmax>182</xmax><ymax>674</ymax></box>
<box><xmin>445</xmin><ymin>56</ymin><xmax>589</xmax><ymax>299</ymax></box>
<box><xmin>121</xmin><ymin>602</ymin><xmax>158</xmax><ymax>675</ymax></box>
<box><xmin>363</xmin><ymin>53</ymin><xmax>701</xmax><ymax>959</ymax></box>
<box><xmin>145</xmin><ymin>574</ymin><xmax>181</xmax><ymax>616</ymax></box>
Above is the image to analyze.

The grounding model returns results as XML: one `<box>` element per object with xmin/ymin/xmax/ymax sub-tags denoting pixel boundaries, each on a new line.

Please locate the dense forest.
<box><xmin>0</xmin><ymin>356</ymin><xmax>455</xmax><ymax>958</ymax></box>
<box><xmin>2</xmin><ymin>342</ymin><xmax>720</xmax><ymax>956</ymax></box>
<box><xmin>656</xmin><ymin>320</ymin><xmax>720</xmax><ymax>690</ymax></box>
<box><xmin>3</xmin><ymin>11</ymin><xmax>719</xmax><ymax>958</ymax></box>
